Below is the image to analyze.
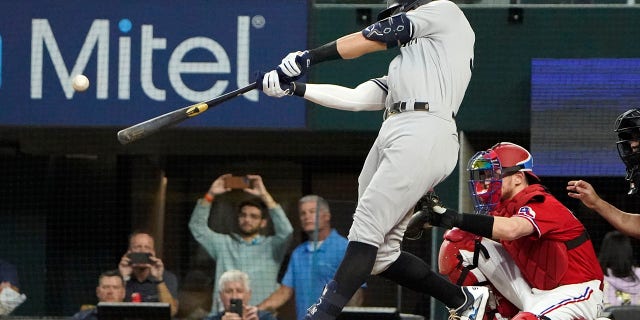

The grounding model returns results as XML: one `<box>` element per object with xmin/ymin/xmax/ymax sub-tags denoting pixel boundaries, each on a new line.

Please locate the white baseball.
<box><xmin>72</xmin><ymin>75</ymin><xmax>90</xmax><ymax>92</ymax></box>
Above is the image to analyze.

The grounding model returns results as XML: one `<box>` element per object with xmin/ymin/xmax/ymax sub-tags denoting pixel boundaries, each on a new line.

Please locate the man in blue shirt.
<box><xmin>189</xmin><ymin>174</ymin><xmax>293</xmax><ymax>313</ymax></box>
<box><xmin>257</xmin><ymin>195</ymin><xmax>364</xmax><ymax>320</ymax></box>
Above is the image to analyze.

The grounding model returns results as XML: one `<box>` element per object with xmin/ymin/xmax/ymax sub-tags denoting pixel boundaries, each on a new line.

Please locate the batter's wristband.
<box><xmin>292</xmin><ymin>82</ymin><xmax>306</xmax><ymax>97</ymax></box>
<box><xmin>458</xmin><ymin>213</ymin><xmax>495</xmax><ymax>239</ymax></box>
<box><xmin>308</xmin><ymin>41</ymin><xmax>341</xmax><ymax>65</ymax></box>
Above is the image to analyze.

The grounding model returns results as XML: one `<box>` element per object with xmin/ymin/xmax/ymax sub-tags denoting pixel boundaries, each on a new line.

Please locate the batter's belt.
<box><xmin>384</xmin><ymin>101</ymin><xmax>429</xmax><ymax>120</ymax></box>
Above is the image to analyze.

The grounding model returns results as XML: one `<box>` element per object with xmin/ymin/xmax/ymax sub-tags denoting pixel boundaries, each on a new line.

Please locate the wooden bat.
<box><xmin>117</xmin><ymin>82</ymin><xmax>258</xmax><ymax>145</ymax></box>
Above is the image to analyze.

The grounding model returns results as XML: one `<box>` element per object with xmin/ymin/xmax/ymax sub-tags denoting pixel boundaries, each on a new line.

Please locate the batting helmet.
<box><xmin>377</xmin><ymin>0</ymin><xmax>430</xmax><ymax>20</ymax></box>
<box><xmin>467</xmin><ymin>142</ymin><xmax>540</xmax><ymax>214</ymax></box>
<box><xmin>614</xmin><ymin>108</ymin><xmax>640</xmax><ymax>194</ymax></box>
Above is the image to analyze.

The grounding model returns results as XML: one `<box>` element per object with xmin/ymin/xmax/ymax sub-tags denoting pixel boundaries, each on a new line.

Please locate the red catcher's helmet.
<box><xmin>467</xmin><ymin>142</ymin><xmax>540</xmax><ymax>214</ymax></box>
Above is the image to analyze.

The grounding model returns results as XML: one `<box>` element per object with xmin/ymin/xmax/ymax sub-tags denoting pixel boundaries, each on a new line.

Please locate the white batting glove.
<box><xmin>262</xmin><ymin>70</ymin><xmax>289</xmax><ymax>98</ymax></box>
<box><xmin>278</xmin><ymin>51</ymin><xmax>304</xmax><ymax>77</ymax></box>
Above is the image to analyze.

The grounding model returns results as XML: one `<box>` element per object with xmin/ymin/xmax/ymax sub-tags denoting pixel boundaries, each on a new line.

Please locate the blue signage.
<box><xmin>0</xmin><ymin>0</ymin><xmax>307</xmax><ymax>128</ymax></box>
<box><xmin>531</xmin><ymin>58</ymin><xmax>640</xmax><ymax>176</ymax></box>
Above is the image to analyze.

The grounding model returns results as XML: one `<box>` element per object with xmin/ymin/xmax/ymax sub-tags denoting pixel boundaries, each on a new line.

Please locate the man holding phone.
<box><xmin>189</xmin><ymin>174</ymin><xmax>293</xmax><ymax>315</ymax></box>
<box><xmin>118</xmin><ymin>231</ymin><xmax>179</xmax><ymax>316</ymax></box>
<box><xmin>205</xmin><ymin>270</ymin><xmax>276</xmax><ymax>320</ymax></box>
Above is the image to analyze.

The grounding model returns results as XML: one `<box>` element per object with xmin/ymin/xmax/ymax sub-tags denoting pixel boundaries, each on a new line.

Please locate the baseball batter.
<box><xmin>258</xmin><ymin>1</ymin><xmax>484</xmax><ymax>319</ymax></box>
<box><xmin>411</xmin><ymin>142</ymin><xmax>604</xmax><ymax>320</ymax></box>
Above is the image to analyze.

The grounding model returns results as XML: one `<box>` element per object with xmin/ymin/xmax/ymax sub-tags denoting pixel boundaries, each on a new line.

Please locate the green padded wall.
<box><xmin>309</xmin><ymin>6</ymin><xmax>640</xmax><ymax>133</ymax></box>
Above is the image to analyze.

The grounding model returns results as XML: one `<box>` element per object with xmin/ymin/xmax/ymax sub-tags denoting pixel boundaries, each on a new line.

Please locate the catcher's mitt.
<box><xmin>405</xmin><ymin>191</ymin><xmax>445</xmax><ymax>240</ymax></box>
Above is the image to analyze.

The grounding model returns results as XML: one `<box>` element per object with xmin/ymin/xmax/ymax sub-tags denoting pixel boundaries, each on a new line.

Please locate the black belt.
<box><xmin>389</xmin><ymin>101</ymin><xmax>429</xmax><ymax>113</ymax></box>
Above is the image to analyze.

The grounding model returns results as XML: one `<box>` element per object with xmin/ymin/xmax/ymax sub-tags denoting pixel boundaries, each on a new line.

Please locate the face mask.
<box><xmin>0</xmin><ymin>286</ymin><xmax>27</xmax><ymax>315</ymax></box>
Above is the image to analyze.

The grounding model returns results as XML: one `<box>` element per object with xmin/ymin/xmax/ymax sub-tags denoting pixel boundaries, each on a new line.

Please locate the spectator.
<box><xmin>599</xmin><ymin>230</ymin><xmax>640</xmax><ymax>307</ymax></box>
<box><xmin>71</xmin><ymin>269</ymin><xmax>126</xmax><ymax>320</ymax></box>
<box><xmin>0</xmin><ymin>259</ymin><xmax>26</xmax><ymax>315</ymax></box>
<box><xmin>189</xmin><ymin>174</ymin><xmax>293</xmax><ymax>313</ymax></box>
<box><xmin>205</xmin><ymin>270</ymin><xmax>276</xmax><ymax>320</ymax></box>
<box><xmin>118</xmin><ymin>231</ymin><xmax>179</xmax><ymax>316</ymax></box>
<box><xmin>258</xmin><ymin>195</ymin><xmax>364</xmax><ymax>319</ymax></box>
<box><xmin>567</xmin><ymin>108</ymin><xmax>640</xmax><ymax>239</ymax></box>
<box><xmin>411</xmin><ymin>142</ymin><xmax>604</xmax><ymax>319</ymax></box>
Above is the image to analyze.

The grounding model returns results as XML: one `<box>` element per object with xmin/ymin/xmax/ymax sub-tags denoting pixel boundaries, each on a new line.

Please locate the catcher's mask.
<box><xmin>614</xmin><ymin>108</ymin><xmax>640</xmax><ymax>195</ymax></box>
<box><xmin>468</xmin><ymin>142</ymin><xmax>539</xmax><ymax>214</ymax></box>
<box><xmin>377</xmin><ymin>0</ymin><xmax>430</xmax><ymax>20</ymax></box>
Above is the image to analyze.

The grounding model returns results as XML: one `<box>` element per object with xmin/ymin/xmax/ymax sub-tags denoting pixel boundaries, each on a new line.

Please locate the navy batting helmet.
<box><xmin>377</xmin><ymin>0</ymin><xmax>430</xmax><ymax>20</ymax></box>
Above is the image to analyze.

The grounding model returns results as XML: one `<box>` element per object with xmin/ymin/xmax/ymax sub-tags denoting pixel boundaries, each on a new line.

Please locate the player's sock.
<box><xmin>304</xmin><ymin>241</ymin><xmax>377</xmax><ymax>320</ymax></box>
<box><xmin>379</xmin><ymin>251</ymin><xmax>466</xmax><ymax>308</ymax></box>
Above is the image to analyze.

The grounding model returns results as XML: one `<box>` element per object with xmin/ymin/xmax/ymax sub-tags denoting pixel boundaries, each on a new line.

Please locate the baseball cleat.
<box><xmin>448</xmin><ymin>286</ymin><xmax>489</xmax><ymax>320</ymax></box>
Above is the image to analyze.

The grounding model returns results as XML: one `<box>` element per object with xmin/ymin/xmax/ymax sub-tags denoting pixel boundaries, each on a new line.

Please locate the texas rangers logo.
<box><xmin>518</xmin><ymin>206</ymin><xmax>536</xmax><ymax>219</ymax></box>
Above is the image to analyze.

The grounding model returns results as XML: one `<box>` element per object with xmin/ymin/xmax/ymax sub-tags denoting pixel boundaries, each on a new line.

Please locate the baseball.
<box><xmin>72</xmin><ymin>74</ymin><xmax>90</xmax><ymax>92</ymax></box>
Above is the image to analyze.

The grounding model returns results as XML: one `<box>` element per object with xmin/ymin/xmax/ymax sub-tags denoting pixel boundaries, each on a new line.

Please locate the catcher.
<box><xmin>407</xmin><ymin>142</ymin><xmax>604</xmax><ymax>320</ymax></box>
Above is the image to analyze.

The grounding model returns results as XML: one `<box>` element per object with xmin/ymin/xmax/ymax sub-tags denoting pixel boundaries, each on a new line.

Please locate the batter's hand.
<box><xmin>567</xmin><ymin>180</ymin><xmax>601</xmax><ymax>210</ymax></box>
<box><xmin>277</xmin><ymin>51</ymin><xmax>311</xmax><ymax>80</ymax></box>
<box><xmin>258</xmin><ymin>70</ymin><xmax>293</xmax><ymax>98</ymax></box>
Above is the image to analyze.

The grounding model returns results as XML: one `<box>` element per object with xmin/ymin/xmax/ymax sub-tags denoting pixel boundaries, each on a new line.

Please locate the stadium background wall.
<box><xmin>1</xmin><ymin>4</ymin><xmax>640</xmax><ymax>318</ymax></box>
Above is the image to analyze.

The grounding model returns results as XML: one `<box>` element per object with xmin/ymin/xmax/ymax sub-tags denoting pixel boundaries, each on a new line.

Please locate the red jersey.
<box><xmin>494</xmin><ymin>184</ymin><xmax>603</xmax><ymax>290</ymax></box>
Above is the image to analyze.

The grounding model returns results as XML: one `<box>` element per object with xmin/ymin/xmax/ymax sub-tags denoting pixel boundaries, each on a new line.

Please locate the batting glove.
<box><xmin>257</xmin><ymin>70</ymin><xmax>293</xmax><ymax>98</ymax></box>
<box><xmin>277</xmin><ymin>51</ymin><xmax>311</xmax><ymax>81</ymax></box>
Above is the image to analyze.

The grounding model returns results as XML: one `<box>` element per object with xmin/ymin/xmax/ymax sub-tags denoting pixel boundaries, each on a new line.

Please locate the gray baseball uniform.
<box><xmin>259</xmin><ymin>1</ymin><xmax>479</xmax><ymax>318</ymax></box>
<box><xmin>349</xmin><ymin>0</ymin><xmax>475</xmax><ymax>274</ymax></box>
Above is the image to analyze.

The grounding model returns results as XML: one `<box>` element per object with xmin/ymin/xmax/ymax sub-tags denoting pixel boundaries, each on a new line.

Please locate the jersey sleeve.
<box><xmin>407</xmin><ymin>0</ymin><xmax>464</xmax><ymax>39</ymax></box>
<box><xmin>303</xmin><ymin>77</ymin><xmax>387</xmax><ymax>112</ymax></box>
<box><xmin>515</xmin><ymin>203</ymin><xmax>584</xmax><ymax>241</ymax></box>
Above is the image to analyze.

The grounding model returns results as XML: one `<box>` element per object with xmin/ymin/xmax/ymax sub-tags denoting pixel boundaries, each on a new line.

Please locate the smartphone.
<box><xmin>224</xmin><ymin>176</ymin><xmax>250</xmax><ymax>189</ymax></box>
<box><xmin>127</xmin><ymin>252</ymin><xmax>152</xmax><ymax>265</ymax></box>
<box><xmin>229</xmin><ymin>298</ymin><xmax>243</xmax><ymax>316</ymax></box>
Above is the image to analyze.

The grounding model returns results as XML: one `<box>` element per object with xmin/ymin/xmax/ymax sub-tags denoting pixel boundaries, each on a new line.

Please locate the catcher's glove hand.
<box><xmin>405</xmin><ymin>191</ymin><xmax>457</xmax><ymax>240</ymax></box>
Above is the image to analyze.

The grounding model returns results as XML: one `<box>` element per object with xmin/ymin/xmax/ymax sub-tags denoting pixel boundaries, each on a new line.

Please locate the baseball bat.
<box><xmin>117</xmin><ymin>82</ymin><xmax>258</xmax><ymax>145</ymax></box>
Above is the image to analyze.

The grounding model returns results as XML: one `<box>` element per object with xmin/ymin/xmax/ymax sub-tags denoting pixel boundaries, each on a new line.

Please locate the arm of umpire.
<box><xmin>568</xmin><ymin>179</ymin><xmax>640</xmax><ymax>239</ymax></box>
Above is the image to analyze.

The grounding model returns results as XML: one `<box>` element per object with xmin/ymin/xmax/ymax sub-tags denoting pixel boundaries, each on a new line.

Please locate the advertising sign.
<box><xmin>0</xmin><ymin>0</ymin><xmax>307</xmax><ymax>128</ymax></box>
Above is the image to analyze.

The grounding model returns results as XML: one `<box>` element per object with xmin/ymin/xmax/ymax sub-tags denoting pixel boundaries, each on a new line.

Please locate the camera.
<box><xmin>229</xmin><ymin>298</ymin><xmax>243</xmax><ymax>316</ymax></box>
<box><xmin>224</xmin><ymin>176</ymin><xmax>250</xmax><ymax>189</ymax></box>
<box><xmin>127</xmin><ymin>252</ymin><xmax>152</xmax><ymax>265</ymax></box>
